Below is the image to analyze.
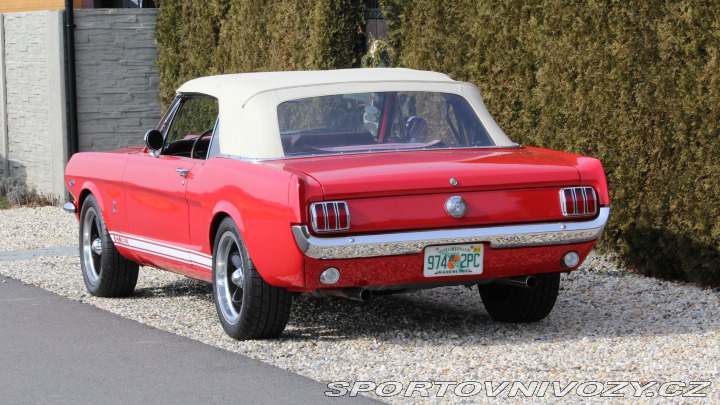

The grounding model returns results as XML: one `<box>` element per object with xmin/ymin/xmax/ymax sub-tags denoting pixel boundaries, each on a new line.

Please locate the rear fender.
<box><xmin>577</xmin><ymin>157</ymin><xmax>610</xmax><ymax>206</ymax></box>
<box><xmin>207</xmin><ymin>196</ymin><xmax>305</xmax><ymax>288</ymax></box>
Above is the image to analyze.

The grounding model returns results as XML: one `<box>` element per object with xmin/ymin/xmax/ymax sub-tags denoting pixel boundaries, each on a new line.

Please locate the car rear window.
<box><xmin>277</xmin><ymin>91</ymin><xmax>494</xmax><ymax>157</ymax></box>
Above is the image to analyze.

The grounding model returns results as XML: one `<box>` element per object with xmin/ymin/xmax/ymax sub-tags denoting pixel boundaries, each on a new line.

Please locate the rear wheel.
<box><xmin>79</xmin><ymin>195</ymin><xmax>139</xmax><ymax>297</ymax></box>
<box><xmin>479</xmin><ymin>272</ymin><xmax>560</xmax><ymax>322</ymax></box>
<box><xmin>212</xmin><ymin>217</ymin><xmax>292</xmax><ymax>340</ymax></box>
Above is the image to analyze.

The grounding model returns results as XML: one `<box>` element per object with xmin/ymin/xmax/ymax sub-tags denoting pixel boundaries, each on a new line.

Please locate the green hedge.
<box><xmin>155</xmin><ymin>0</ymin><xmax>366</xmax><ymax>108</ymax></box>
<box><xmin>155</xmin><ymin>0</ymin><xmax>720</xmax><ymax>286</ymax></box>
<box><xmin>382</xmin><ymin>0</ymin><xmax>720</xmax><ymax>286</ymax></box>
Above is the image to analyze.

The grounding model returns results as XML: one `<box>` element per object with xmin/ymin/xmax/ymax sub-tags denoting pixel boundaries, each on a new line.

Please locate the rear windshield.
<box><xmin>277</xmin><ymin>91</ymin><xmax>494</xmax><ymax>157</ymax></box>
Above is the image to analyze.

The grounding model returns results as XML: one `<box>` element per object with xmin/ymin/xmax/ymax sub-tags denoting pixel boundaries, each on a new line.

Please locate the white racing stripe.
<box><xmin>109</xmin><ymin>231</ymin><xmax>212</xmax><ymax>270</ymax></box>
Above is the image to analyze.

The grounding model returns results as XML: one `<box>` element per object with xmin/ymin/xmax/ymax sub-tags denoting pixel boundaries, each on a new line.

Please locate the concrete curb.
<box><xmin>0</xmin><ymin>246</ymin><xmax>78</xmax><ymax>260</ymax></box>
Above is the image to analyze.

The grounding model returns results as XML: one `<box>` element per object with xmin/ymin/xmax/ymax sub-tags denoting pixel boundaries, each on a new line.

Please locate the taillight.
<box><xmin>310</xmin><ymin>201</ymin><xmax>350</xmax><ymax>232</ymax></box>
<box><xmin>560</xmin><ymin>187</ymin><xmax>598</xmax><ymax>217</ymax></box>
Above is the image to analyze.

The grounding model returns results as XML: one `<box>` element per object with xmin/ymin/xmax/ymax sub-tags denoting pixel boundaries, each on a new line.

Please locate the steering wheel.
<box><xmin>190</xmin><ymin>128</ymin><xmax>214</xmax><ymax>159</ymax></box>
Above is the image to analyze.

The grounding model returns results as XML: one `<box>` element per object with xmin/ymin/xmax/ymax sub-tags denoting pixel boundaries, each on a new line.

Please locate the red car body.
<box><xmin>66</xmin><ymin>147</ymin><xmax>608</xmax><ymax>288</ymax></box>
<box><xmin>64</xmin><ymin>69</ymin><xmax>609</xmax><ymax>339</ymax></box>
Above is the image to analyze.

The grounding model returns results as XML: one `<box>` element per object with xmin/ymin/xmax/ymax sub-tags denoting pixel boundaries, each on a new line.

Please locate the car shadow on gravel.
<box><xmin>283</xmin><ymin>289</ymin><xmax>530</xmax><ymax>342</ymax></box>
<box><xmin>133</xmin><ymin>279</ymin><xmax>213</xmax><ymax>299</ymax></box>
<box><xmin>281</xmin><ymin>272</ymin><xmax>720</xmax><ymax>344</ymax></box>
<box><xmin>125</xmin><ymin>269</ymin><xmax>719</xmax><ymax>345</ymax></box>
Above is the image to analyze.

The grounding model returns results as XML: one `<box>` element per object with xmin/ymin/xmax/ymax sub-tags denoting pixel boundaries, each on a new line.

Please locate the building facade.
<box><xmin>0</xmin><ymin>8</ymin><xmax>160</xmax><ymax>198</ymax></box>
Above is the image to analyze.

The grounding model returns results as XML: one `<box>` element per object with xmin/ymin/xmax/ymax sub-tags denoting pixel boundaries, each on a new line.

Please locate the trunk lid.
<box><xmin>271</xmin><ymin>147</ymin><xmax>581</xmax><ymax>199</ymax></box>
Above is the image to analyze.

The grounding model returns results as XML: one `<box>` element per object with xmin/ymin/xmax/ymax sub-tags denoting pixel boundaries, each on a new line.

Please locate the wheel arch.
<box><xmin>76</xmin><ymin>181</ymin><xmax>129</xmax><ymax>239</ymax></box>
<box><xmin>209</xmin><ymin>202</ymin><xmax>246</xmax><ymax>253</ymax></box>
<box><xmin>78</xmin><ymin>182</ymin><xmax>105</xmax><ymax>216</ymax></box>
<box><xmin>209</xmin><ymin>211</ymin><xmax>230</xmax><ymax>254</ymax></box>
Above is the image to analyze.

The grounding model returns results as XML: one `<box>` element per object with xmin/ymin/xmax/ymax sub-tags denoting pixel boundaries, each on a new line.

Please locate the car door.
<box><xmin>122</xmin><ymin>95</ymin><xmax>218</xmax><ymax>273</ymax></box>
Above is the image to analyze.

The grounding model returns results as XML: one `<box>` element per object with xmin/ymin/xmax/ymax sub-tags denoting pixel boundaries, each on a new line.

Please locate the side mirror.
<box><xmin>144</xmin><ymin>129</ymin><xmax>164</xmax><ymax>151</ymax></box>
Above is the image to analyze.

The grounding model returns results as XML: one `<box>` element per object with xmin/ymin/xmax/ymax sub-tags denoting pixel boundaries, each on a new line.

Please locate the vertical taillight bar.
<box><xmin>312</xmin><ymin>204</ymin><xmax>326</xmax><ymax>231</ymax></box>
<box><xmin>586</xmin><ymin>188</ymin><xmax>597</xmax><ymax>214</ymax></box>
<box><xmin>338</xmin><ymin>204</ymin><xmax>349</xmax><ymax>229</ymax></box>
<box><xmin>562</xmin><ymin>189</ymin><xmax>575</xmax><ymax>216</ymax></box>
<box><xmin>326</xmin><ymin>203</ymin><xmax>338</xmax><ymax>229</ymax></box>
<box><xmin>576</xmin><ymin>189</ymin><xmax>587</xmax><ymax>215</ymax></box>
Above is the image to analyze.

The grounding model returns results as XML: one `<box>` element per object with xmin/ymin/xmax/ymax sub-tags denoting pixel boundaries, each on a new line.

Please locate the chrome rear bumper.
<box><xmin>292</xmin><ymin>207</ymin><xmax>610</xmax><ymax>260</ymax></box>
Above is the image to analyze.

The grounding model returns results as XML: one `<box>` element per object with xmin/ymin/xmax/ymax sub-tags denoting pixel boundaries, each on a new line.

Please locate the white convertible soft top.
<box><xmin>178</xmin><ymin>69</ymin><xmax>455</xmax><ymax>107</ymax></box>
<box><xmin>176</xmin><ymin>69</ymin><xmax>514</xmax><ymax>159</ymax></box>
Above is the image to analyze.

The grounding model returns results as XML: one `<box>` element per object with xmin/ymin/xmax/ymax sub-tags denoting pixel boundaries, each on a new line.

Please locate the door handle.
<box><xmin>174</xmin><ymin>168</ymin><xmax>189</xmax><ymax>178</ymax></box>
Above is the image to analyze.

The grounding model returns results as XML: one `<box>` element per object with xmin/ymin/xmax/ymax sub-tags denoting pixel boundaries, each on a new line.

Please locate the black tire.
<box><xmin>479</xmin><ymin>272</ymin><xmax>560</xmax><ymax>322</ymax></box>
<box><xmin>79</xmin><ymin>195</ymin><xmax>139</xmax><ymax>297</ymax></box>
<box><xmin>212</xmin><ymin>217</ymin><xmax>291</xmax><ymax>340</ymax></box>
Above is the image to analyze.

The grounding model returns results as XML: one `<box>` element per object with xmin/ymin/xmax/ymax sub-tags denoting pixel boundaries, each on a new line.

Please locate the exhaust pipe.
<box><xmin>314</xmin><ymin>287</ymin><xmax>373</xmax><ymax>302</ymax></box>
<box><xmin>493</xmin><ymin>275</ymin><xmax>538</xmax><ymax>289</ymax></box>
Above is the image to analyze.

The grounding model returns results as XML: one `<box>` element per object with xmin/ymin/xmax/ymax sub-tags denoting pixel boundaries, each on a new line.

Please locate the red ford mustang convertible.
<box><xmin>64</xmin><ymin>69</ymin><xmax>609</xmax><ymax>340</ymax></box>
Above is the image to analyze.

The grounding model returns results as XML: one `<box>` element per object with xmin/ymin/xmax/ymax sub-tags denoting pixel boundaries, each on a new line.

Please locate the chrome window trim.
<box><xmin>158</xmin><ymin>97</ymin><xmax>183</xmax><ymax>135</ymax></box>
<box><xmin>293</xmin><ymin>207</ymin><xmax>610</xmax><ymax>260</ymax></box>
<box><xmin>161</xmin><ymin>94</ymin><xmax>219</xmax><ymax>155</ymax></box>
<box><xmin>214</xmin><ymin>144</ymin><xmax>524</xmax><ymax>163</ymax></box>
<box><xmin>205</xmin><ymin>117</ymin><xmax>221</xmax><ymax>159</ymax></box>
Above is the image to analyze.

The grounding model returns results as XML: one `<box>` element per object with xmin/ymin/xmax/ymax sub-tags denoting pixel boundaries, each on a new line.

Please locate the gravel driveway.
<box><xmin>1</xmin><ymin>206</ymin><xmax>718</xmax><ymax>403</ymax></box>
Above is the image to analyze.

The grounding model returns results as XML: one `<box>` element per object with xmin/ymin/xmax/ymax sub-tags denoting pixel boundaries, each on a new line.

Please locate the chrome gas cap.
<box><xmin>445</xmin><ymin>196</ymin><xmax>467</xmax><ymax>218</ymax></box>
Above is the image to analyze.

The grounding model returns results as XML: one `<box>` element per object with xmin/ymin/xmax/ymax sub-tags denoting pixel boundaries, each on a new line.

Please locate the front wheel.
<box><xmin>212</xmin><ymin>218</ymin><xmax>292</xmax><ymax>340</ymax></box>
<box><xmin>479</xmin><ymin>272</ymin><xmax>560</xmax><ymax>322</ymax></box>
<box><xmin>79</xmin><ymin>195</ymin><xmax>139</xmax><ymax>297</ymax></box>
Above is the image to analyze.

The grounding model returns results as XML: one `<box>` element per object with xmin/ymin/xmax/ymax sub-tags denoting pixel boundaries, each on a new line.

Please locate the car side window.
<box><xmin>162</xmin><ymin>96</ymin><xmax>219</xmax><ymax>159</ymax></box>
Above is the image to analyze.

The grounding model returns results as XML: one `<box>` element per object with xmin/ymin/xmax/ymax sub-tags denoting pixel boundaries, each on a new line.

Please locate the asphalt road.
<box><xmin>0</xmin><ymin>276</ymin><xmax>378</xmax><ymax>405</ymax></box>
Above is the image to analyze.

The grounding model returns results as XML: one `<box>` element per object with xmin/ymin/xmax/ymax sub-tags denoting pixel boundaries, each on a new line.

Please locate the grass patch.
<box><xmin>0</xmin><ymin>196</ymin><xmax>8</xmax><ymax>210</ymax></box>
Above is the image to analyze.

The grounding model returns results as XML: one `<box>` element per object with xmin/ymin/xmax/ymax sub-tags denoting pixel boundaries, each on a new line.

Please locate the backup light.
<box><xmin>320</xmin><ymin>267</ymin><xmax>340</xmax><ymax>285</ymax></box>
<box><xmin>562</xmin><ymin>251</ymin><xmax>580</xmax><ymax>268</ymax></box>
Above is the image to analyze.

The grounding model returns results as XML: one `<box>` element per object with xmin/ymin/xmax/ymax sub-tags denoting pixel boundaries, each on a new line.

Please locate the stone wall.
<box><xmin>0</xmin><ymin>11</ymin><xmax>66</xmax><ymax>197</ymax></box>
<box><xmin>74</xmin><ymin>9</ymin><xmax>161</xmax><ymax>152</ymax></box>
<box><xmin>0</xmin><ymin>9</ymin><xmax>161</xmax><ymax>198</ymax></box>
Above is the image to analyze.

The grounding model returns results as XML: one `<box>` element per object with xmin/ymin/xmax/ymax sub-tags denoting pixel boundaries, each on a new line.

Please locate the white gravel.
<box><xmin>1</xmin><ymin>206</ymin><xmax>719</xmax><ymax>403</ymax></box>
<box><xmin>0</xmin><ymin>206</ymin><xmax>78</xmax><ymax>251</ymax></box>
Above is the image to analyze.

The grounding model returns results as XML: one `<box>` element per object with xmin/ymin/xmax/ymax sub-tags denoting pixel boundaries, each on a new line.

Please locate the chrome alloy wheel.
<box><xmin>82</xmin><ymin>207</ymin><xmax>103</xmax><ymax>284</ymax></box>
<box><xmin>215</xmin><ymin>230</ymin><xmax>245</xmax><ymax>325</ymax></box>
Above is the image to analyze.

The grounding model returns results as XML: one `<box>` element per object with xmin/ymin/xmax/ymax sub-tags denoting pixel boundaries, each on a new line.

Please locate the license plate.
<box><xmin>423</xmin><ymin>244</ymin><xmax>484</xmax><ymax>277</ymax></box>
